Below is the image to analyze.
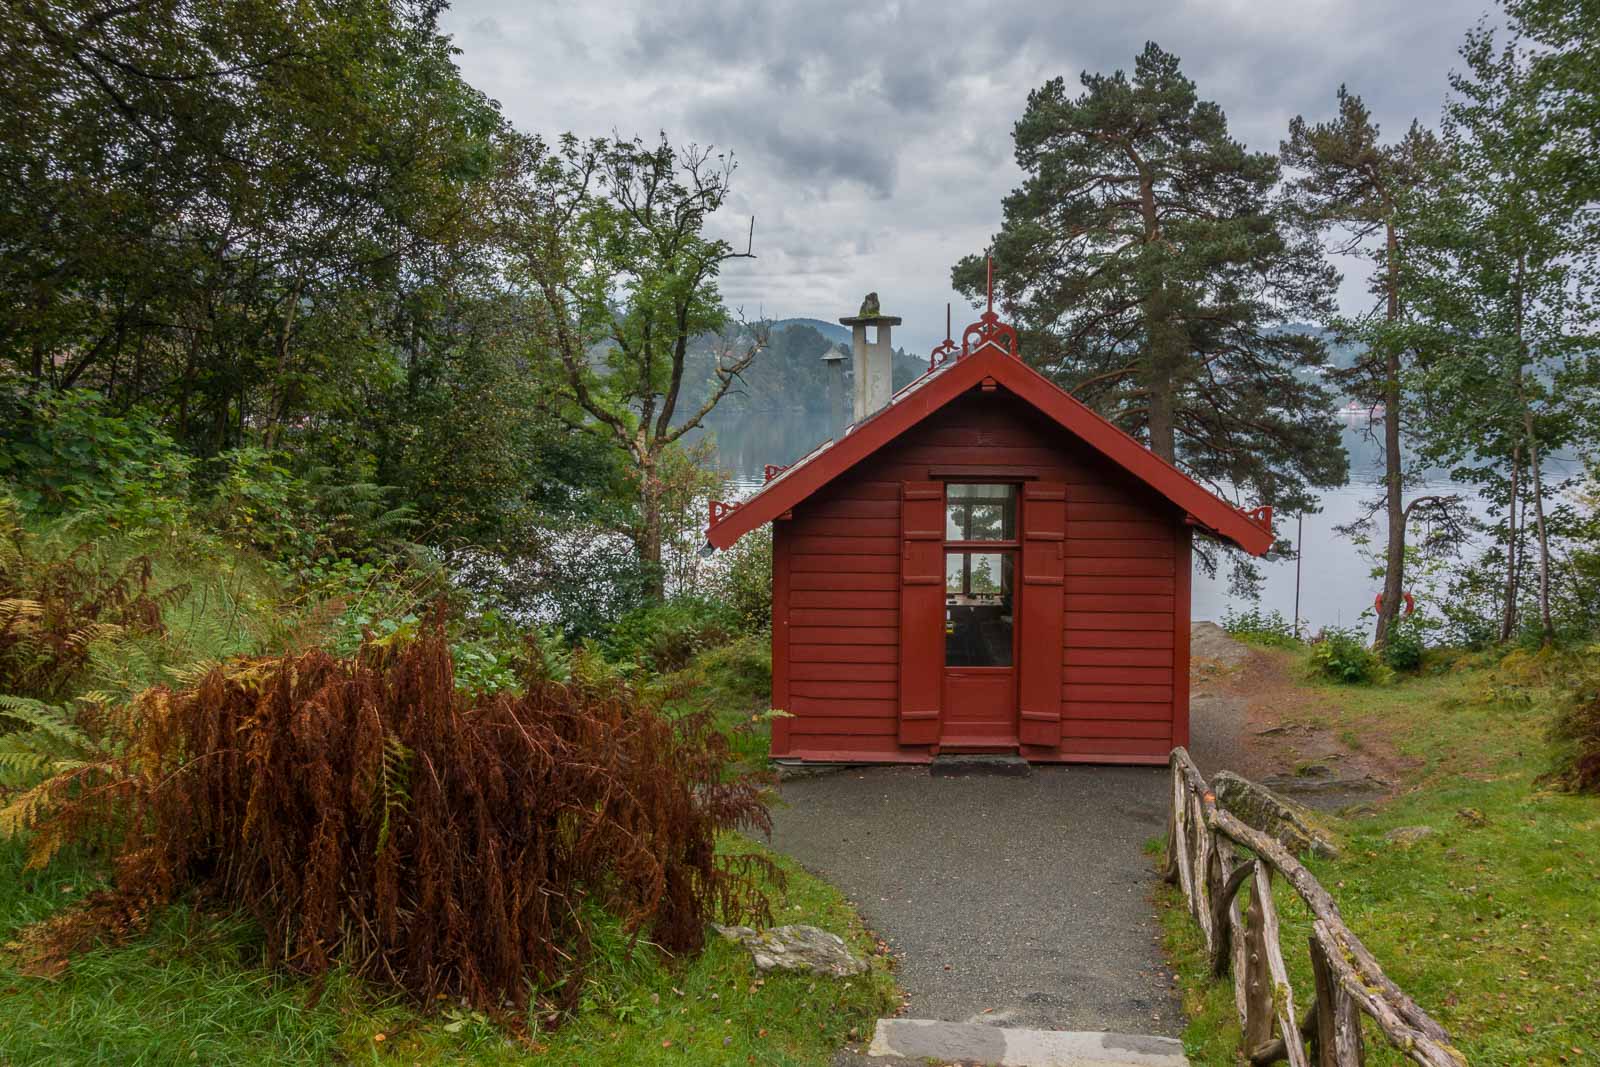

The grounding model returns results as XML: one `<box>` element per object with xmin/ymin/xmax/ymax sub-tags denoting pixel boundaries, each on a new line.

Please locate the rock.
<box><xmin>858</xmin><ymin>291</ymin><xmax>881</xmax><ymax>317</ymax></box>
<box><xmin>1384</xmin><ymin>825</ymin><xmax>1435</xmax><ymax>846</ymax></box>
<box><xmin>1190</xmin><ymin>621</ymin><xmax>1251</xmax><ymax>667</ymax></box>
<box><xmin>1212</xmin><ymin>770</ymin><xmax>1342</xmax><ymax>859</ymax></box>
<box><xmin>1456</xmin><ymin>807</ymin><xmax>1488</xmax><ymax>826</ymax></box>
<box><xmin>711</xmin><ymin>924</ymin><xmax>867</xmax><ymax>977</ymax></box>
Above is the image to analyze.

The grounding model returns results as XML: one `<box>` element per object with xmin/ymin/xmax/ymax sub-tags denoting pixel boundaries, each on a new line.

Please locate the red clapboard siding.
<box><xmin>1064</xmin><ymin>556</ymin><xmax>1174</xmax><ymax>576</ymax></box>
<box><xmin>1064</xmin><ymin>666</ymin><xmax>1173</xmax><ymax>685</ymax></box>
<box><xmin>1068</xmin><ymin>520</ymin><xmax>1175</xmax><ymax>540</ymax></box>
<box><xmin>1065</xmin><ymin>612</ymin><xmax>1173</xmax><ymax>631</ymax></box>
<box><xmin>789</xmin><ymin>589</ymin><xmax>897</xmax><ymax>610</ymax></box>
<box><xmin>790</xmin><ymin>517</ymin><xmax>900</xmax><ymax>538</ymax></box>
<box><xmin>1068</xmin><ymin>539</ymin><xmax>1176</xmax><ymax>559</ymax></box>
<box><xmin>788</xmin><ymin>536</ymin><xmax>898</xmax><ymax>556</ymax></box>
<box><xmin>785</xmin><ymin>697</ymin><xmax>899</xmax><ymax>717</ymax></box>
<box><xmin>1061</xmin><ymin>737</ymin><xmax>1171</xmax><ymax>756</ymax></box>
<box><xmin>789</xmin><ymin>717</ymin><xmax>898</xmax><ymax>736</ymax></box>
<box><xmin>790</xmin><ymin>571</ymin><xmax>898</xmax><ymax>591</ymax></box>
<box><xmin>791</xmin><ymin>626</ymin><xmax>897</xmax><ymax>645</ymax></box>
<box><xmin>792</xmin><ymin>554</ymin><xmax>898</xmax><ymax>573</ymax></box>
<box><xmin>1063</xmin><ymin>719</ymin><xmax>1171</xmax><ymax>739</ymax></box>
<box><xmin>1069</xmin><ymin>684</ymin><xmax>1175</xmax><ymax>703</ymax></box>
<box><xmin>790</xmin><ymin>644</ymin><xmax>898</xmax><ymax>663</ymax></box>
<box><xmin>1065</xmin><ymin>576</ymin><xmax>1175</xmax><ymax>595</ymax></box>
<box><xmin>1063</xmin><ymin>647</ymin><xmax>1175</xmax><ymax>667</ymax></box>
<box><xmin>790</xmin><ymin>680</ymin><xmax>897</xmax><ymax>700</ymax></box>
<box><xmin>1062</xmin><ymin>701</ymin><xmax>1176</xmax><ymax>721</ymax></box>
<box><xmin>789</xmin><ymin>662</ymin><xmax>897</xmax><ymax>682</ymax></box>
<box><xmin>1063</xmin><ymin>629</ymin><xmax>1176</xmax><ymax>648</ymax></box>
<box><xmin>1066</xmin><ymin>594</ymin><xmax>1175</xmax><ymax>613</ymax></box>
<box><xmin>800</xmin><ymin>499</ymin><xmax>901</xmax><ymax>519</ymax></box>
<box><xmin>791</xmin><ymin>608</ymin><xmax>897</xmax><ymax>628</ymax></box>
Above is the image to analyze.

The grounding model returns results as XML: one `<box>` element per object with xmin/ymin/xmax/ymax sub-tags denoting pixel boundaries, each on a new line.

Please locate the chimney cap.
<box><xmin>840</xmin><ymin>290</ymin><xmax>901</xmax><ymax>327</ymax></box>
<box><xmin>820</xmin><ymin>344</ymin><xmax>846</xmax><ymax>362</ymax></box>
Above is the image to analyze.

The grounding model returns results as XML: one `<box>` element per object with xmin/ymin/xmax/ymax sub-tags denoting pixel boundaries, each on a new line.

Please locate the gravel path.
<box><xmin>767</xmin><ymin>764</ymin><xmax>1182</xmax><ymax>1039</ymax></box>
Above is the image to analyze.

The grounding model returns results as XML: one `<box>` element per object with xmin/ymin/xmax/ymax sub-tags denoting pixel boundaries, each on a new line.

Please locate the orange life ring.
<box><xmin>1374</xmin><ymin>592</ymin><xmax>1416</xmax><ymax>616</ymax></box>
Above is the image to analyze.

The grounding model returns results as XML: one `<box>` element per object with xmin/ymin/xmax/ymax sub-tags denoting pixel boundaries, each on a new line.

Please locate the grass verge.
<box><xmin>0</xmin><ymin>836</ymin><xmax>895</xmax><ymax>1066</ymax></box>
<box><xmin>1157</xmin><ymin>650</ymin><xmax>1600</xmax><ymax>1066</ymax></box>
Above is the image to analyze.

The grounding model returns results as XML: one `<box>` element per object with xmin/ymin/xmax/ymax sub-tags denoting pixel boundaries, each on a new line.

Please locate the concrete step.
<box><xmin>929</xmin><ymin>753</ymin><xmax>1032</xmax><ymax>777</ymax></box>
<box><xmin>867</xmin><ymin>1019</ymin><xmax>1188</xmax><ymax>1067</ymax></box>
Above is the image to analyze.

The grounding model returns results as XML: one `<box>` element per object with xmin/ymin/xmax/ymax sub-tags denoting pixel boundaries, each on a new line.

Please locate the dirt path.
<box><xmin>1185</xmin><ymin>622</ymin><xmax>1413</xmax><ymax>810</ymax></box>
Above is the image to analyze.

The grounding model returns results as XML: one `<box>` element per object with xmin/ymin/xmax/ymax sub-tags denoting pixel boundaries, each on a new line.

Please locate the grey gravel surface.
<box><xmin>766</xmin><ymin>764</ymin><xmax>1183</xmax><ymax>1041</ymax></box>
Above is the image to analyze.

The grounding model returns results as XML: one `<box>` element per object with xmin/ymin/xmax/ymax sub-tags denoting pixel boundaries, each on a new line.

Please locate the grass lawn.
<box><xmin>1158</xmin><ymin>649</ymin><xmax>1600</xmax><ymax>1066</ymax></box>
<box><xmin>0</xmin><ymin>836</ymin><xmax>896</xmax><ymax>1066</ymax></box>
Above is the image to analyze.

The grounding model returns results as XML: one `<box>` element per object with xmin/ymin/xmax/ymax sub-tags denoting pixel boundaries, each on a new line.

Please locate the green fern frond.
<box><xmin>0</xmin><ymin>695</ymin><xmax>91</xmax><ymax>751</ymax></box>
<box><xmin>375</xmin><ymin>733</ymin><xmax>412</xmax><ymax>856</ymax></box>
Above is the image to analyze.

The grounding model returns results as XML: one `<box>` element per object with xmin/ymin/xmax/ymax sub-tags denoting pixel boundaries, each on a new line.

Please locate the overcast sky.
<box><xmin>442</xmin><ymin>0</ymin><xmax>1492</xmax><ymax>353</ymax></box>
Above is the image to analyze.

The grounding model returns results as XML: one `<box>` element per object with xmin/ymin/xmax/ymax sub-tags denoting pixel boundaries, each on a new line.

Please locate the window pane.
<box><xmin>944</xmin><ymin>551</ymin><xmax>1014</xmax><ymax>666</ymax></box>
<box><xmin>945</xmin><ymin>483</ymin><xmax>1017</xmax><ymax>540</ymax></box>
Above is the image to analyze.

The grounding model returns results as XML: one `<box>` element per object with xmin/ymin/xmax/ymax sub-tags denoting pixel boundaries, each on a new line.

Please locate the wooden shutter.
<box><xmin>898</xmin><ymin>482</ymin><xmax>944</xmax><ymax>745</ymax></box>
<box><xmin>1018</xmin><ymin>482</ymin><xmax>1066</xmax><ymax>747</ymax></box>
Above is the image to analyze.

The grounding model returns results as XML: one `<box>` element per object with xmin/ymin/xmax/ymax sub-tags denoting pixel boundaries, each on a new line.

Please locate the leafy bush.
<box><xmin>1</xmin><ymin>622</ymin><xmax>775</xmax><ymax>1016</ymax></box>
<box><xmin>712</xmin><ymin>526</ymin><xmax>772</xmax><ymax>633</ymax></box>
<box><xmin>603</xmin><ymin>597</ymin><xmax>740</xmax><ymax>673</ymax></box>
<box><xmin>1221</xmin><ymin>606</ymin><xmax>1299</xmax><ymax>647</ymax></box>
<box><xmin>1310</xmin><ymin>626</ymin><xmax>1387</xmax><ymax>684</ymax></box>
<box><xmin>0</xmin><ymin>388</ymin><xmax>191</xmax><ymax>531</ymax></box>
<box><xmin>1382</xmin><ymin>612</ymin><xmax>1427</xmax><ymax>672</ymax></box>
<box><xmin>1544</xmin><ymin>647</ymin><xmax>1600</xmax><ymax>794</ymax></box>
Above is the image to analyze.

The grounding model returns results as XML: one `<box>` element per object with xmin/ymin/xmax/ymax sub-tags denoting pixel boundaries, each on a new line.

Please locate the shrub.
<box><xmin>1</xmin><ymin>622</ymin><xmax>775</xmax><ymax>1017</ymax></box>
<box><xmin>1546</xmin><ymin>647</ymin><xmax>1600</xmax><ymax>794</ymax></box>
<box><xmin>712</xmin><ymin>526</ymin><xmax>772</xmax><ymax>633</ymax></box>
<box><xmin>0</xmin><ymin>388</ymin><xmax>190</xmax><ymax>531</ymax></box>
<box><xmin>603</xmin><ymin>596</ymin><xmax>740</xmax><ymax>673</ymax></box>
<box><xmin>1382</xmin><ymin>613</ymin><xmax>1427</xmax><ymax>672</ymax></box>
<box><xmin>1221</xmin><ymin>606</ymin><xmax>1299</xmax><ymax>647</ymax></box>
<box><xmin>1310</xmin><ymin>626</ymin><xmax>1387</xmax><ymax>684</ymax></box>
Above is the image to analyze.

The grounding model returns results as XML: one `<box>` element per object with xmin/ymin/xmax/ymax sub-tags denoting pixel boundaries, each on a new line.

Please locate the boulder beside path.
<box><xmin>712</xmin><ymin>923</ymin><xmax>868</xmax><ymax>977</ymax></box>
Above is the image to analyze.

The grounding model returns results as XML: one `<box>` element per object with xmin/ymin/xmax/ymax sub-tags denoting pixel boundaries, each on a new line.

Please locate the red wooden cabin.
<box><xmin>706</xmin><ymin>295</ymin><xmax>1274</xmax><ymax>765</ymax></box>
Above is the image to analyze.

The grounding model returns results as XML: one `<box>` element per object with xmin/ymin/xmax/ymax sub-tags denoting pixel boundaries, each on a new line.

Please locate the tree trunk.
<box><xmin>638</xmin><ymin>453</ymin><xmax>666</xmax><ymax>602</ymax></box>
<box><xmin>1522</xmin><ymin>411</ymin><xmax>1554</xmax><ymax>642</ymax></box>
<box><xmin>1500</xmin><ymin>445</ymin><xmax>1521</xmax><ymax>642</ymax></box>
<box><xmin>1143</xmin><ymin>286</ymin><xmax>1181</xmax><ymax>463</ymax></box>
<box><xmin>1374</xmin><ymin>222</ymin><xmax>1406</xmax><ymax>649</ymax></box>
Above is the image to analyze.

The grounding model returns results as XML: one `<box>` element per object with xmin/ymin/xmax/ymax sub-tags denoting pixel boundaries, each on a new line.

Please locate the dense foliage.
<box><xmin>4</xmin><ymin>624</ymin><xmax>774</xmax><ymax>1015</ymax></box>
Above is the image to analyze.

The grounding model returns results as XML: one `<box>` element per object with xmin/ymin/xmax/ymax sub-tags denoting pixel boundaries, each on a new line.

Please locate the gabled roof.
<box><xmin>706</xmin><ymin>345</ymin><xmax>1275</xmax><ymax>556</ymax></box>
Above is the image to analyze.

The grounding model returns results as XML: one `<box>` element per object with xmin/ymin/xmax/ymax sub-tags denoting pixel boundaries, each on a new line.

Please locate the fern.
<box><xmin>0</xmin><ymin>694</ymin><xmax>91</xmax><ymax>751</ymax></box>
<box><xmin>375</xmin><ymin>733</ymin><xmax>412</xmax><ymax>856</ymax></box>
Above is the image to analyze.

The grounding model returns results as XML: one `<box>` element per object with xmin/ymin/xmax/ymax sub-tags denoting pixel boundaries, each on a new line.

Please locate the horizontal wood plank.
<box><xmin>1065</xmin><ymin>612</ymin><xmax>1173</xmax><ymax>631</ymax></box>
<box><xmin>1062</xmin><ymin>718</ymin><xmax>1172</xmax><ymax>740</ymax></box>
<box><xmin>791</xmin><ymin>608</ymin><xmax>898</xmax><ymax>628</ymax></box>
<box><xmin>1062</xmin><ymin>701</ymin><xmax>1175</xmax><ymax>721</ymax></box>
<box><xmin>1063</xmin><ymin>629</ymin><xmax>1176</xmax><ymax>649</ymax></box>
<box><xmin>1066</xmin><ymin>594</ymin><xmax>1175</xmax><ymax>613</ymax></box>
<box><xmin>1063</xmin><ymin>666</ymin><xmax>1173</xmax><ymax>685</ymax></box>
<box><xmin>789</xmin><ymin>662</ymin><xmax>897</xmax><ymax>682</ymax></box>
<box><xmin>1063</xmin><ymin>647</ymin><xmax>1175</xmax><ymax>667</ymax></box>
<box><xmin>788</xmin><ymin>535</ymin><xmax>898</xmax><ymax>556</ymax></box>
<box><xmin>1064</xmin><ymin>576</ymin><xmax>1175</xmax><ymax>595</ymax></box>
<box><xmin>790</xmin><ymin>643</ymin><xmax>899</xmax><ymax>664</ymax></box>
<box><xmin>1065</xmin><ymin>556</ymin><xmax>1174</xmax><ymax>577</ymax></box>
<box><xmin>1066</xmin><ymin>683</ymin><xmax>1175</xmax><ymax>703</ymax></box>
<box><xmin>791</xmin><ymin>626</ymin><xmax>897</xmax><ymax>645</ymax></box>
<box><xmin>790</xmin><ymin>589</ymin><xmax>897</xmax><ymax>610</ymax></box>
<box><xmin>790</xmin><ymin>680</ymin><xmax>898</xmax><ymax>700</ymax></box>
<box><xmin>789</xmin><ymin>571</ymin><xmax>897</xmax><ymax>591</ymax></box>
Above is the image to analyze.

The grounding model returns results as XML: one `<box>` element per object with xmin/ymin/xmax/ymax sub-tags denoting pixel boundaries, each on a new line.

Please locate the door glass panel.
<box><xmin>944</xmin><ymin>551</ymin><xmax>1014</xmax><ymax>666</ymax></box>
<box><xmin>945</xmin><ymin>483</ymin><xmax>1017</xmax><ymax>541</ymax></box>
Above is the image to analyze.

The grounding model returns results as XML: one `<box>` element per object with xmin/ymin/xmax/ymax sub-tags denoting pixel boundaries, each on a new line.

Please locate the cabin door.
<box><xmin>939</xmin><ymin>483</ymin><xmax>1020</xmax><ymax>749</ymax></box>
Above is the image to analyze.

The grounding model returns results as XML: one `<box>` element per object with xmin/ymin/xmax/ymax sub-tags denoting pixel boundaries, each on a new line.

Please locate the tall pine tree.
<box><xmin>1281</xmin><ymin>88</ymin><xmax>1454</xmax><ymax>646</ymax></box>
<box><xmin>956</xmin><ymin>43</ymin><xmax>1347</xmax><ymax>545</ymax></box>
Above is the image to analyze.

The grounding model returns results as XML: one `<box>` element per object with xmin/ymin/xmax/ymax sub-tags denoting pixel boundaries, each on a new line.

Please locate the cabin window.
<box><xmin>943</xmin><ymin>552</ymin><xmax>1014</xmax><ymax>667</ymax></box>
<box><xmin>945</xmin><ymin>483</ymin><xmax>1017</xmax><ymax>541</ymax></box>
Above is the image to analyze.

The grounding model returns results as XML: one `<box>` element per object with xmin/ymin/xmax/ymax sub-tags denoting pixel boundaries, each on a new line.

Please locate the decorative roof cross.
<box><xmin>961</xmin><ymin>255</ymin><xmax>1018</xmax><ymax>358</ymax></box>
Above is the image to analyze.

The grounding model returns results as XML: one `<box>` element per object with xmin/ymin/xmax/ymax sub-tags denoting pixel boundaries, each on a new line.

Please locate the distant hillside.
<box><xmin>770</xmin><ymin>317</ymin><xmax>851</xmax><ymax>345</ymax></box>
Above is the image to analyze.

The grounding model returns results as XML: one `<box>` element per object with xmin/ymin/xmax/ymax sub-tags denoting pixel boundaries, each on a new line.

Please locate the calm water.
<box><xmin>691</xmin><ymin>407</ymin><xmax>1561</xmax><ymax>635</ymax></box>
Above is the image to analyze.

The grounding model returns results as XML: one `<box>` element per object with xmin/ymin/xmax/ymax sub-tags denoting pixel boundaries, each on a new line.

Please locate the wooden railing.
<box><xmin>1164</xmin><ymin>747</ymin><xmax>1466</xmax><ymax>1066</ymax></box>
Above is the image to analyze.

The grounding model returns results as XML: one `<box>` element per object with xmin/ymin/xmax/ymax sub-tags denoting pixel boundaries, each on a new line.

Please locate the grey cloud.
<box><xmin>443</xmin><ymin>0</ymin><xmax>1498</xmax><ymax>352</ymax></box>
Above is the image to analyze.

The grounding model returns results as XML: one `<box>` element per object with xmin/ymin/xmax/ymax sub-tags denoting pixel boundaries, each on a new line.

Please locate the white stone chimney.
<box><xmin>839</xmin><ymin>293</ymin><xmax>902</xmax><ymax>422</ymax></box>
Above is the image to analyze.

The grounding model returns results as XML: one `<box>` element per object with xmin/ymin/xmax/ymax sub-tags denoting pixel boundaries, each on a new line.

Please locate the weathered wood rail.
<box><xmin>1164</xmin><ymin>747</ymin><xmax>1466</xmax><ymax>1066</ymax></box>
